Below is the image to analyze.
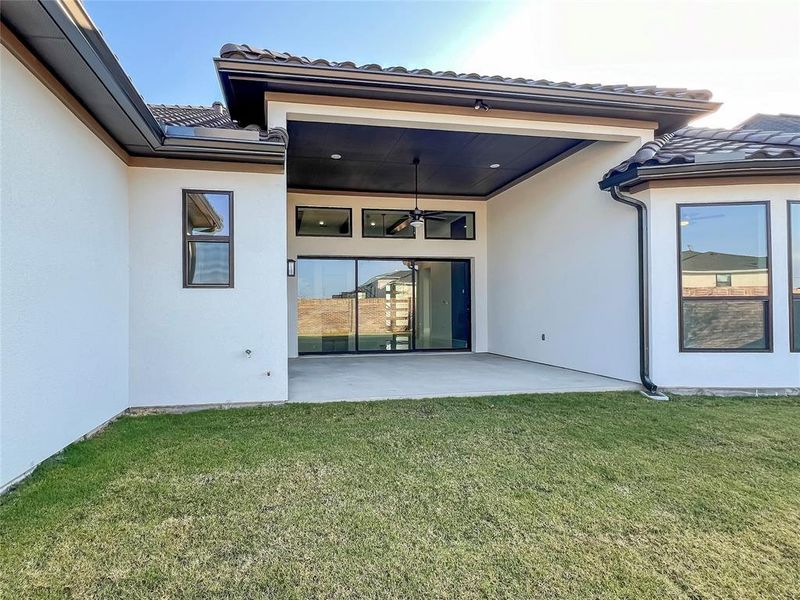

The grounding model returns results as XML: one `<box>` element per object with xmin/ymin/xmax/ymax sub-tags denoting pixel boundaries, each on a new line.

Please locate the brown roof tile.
<box><xmin>219</xmin><ymin>45</ymin><xmax>714</xmax><ymax>102</ymax></box>
<box><xmin>148</xmin><ymin>103</ymin><xmax>288</xmax><ymax>145</ymax></box>
<box><xmin>603</xmin><ymin>126</ymin><xmax>800</xmax><ymax>181</ymax></box>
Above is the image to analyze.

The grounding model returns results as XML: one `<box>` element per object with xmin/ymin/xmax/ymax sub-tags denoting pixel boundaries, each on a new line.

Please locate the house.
<box><xmin>1</xmin><ymin>1</ymin><xmax>798</xmax><ymax>491</ymax></box>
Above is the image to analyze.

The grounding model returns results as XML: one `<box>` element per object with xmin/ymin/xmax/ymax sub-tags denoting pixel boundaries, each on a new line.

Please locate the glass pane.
<box><xmin>425</xmin><ymin>212</ymin><xmax>475</xmax><ymax>239</ymax></box>
<box><xmin>187</xmin><ymin>242</ymin><xmax>229</xmax><ymax>285</ymax></box>
<box><xmin>792</xmin><ymin>203</ymin><xmax>800</xmax><ymax>351</ymax></box>
<box><xmin>791</xmin><ymin>203</ymin><xmax>800</xmax><ymax>296</ymax></box>
<box><xmin>297</xmin><ymin>259</ymin><xmax>356</xmax><ymax>353</ymax></box>
<box><xmin>362</xmin><ymin>210</ymin><xmax>415</xmax><ymax>238</ymax></box>
<box><xmin>682</xmin><ymin>300</ymin><xmax>768</xmax><ymax>350</ymax></box>
<box><xmin>793</xmin><ymin>298</ymin><xmax>800</xmax><ymax>352</ymax></box>
<box><xmin>415</xmin><ymin>260</ymin><xmax>470</xmax><ymax>350</ymax></box>
<box><xmin>357</xmin><ymin>260</ymin><xmax>413</xmax><ymax>351</ymax></box>
<box><xmin>296</xmin><ymin>207</ymin><xmax>351</xmax><ymax>237</ymax></box>
<box><xmin>679</xmin><ymin>204</ymin><xmax>768</xmax><ymax>298</ymax></box>
<box><xmin>185</xmin><ymin>192</ymin><xmax>230</xmax><ymax>236</ymax></box>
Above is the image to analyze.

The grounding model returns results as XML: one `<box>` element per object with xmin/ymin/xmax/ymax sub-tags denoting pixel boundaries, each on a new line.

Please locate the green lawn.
<box><xmin>1</xmin><ymin>393</ymin><xmax>799</xmax><ymax>599</ymax></box>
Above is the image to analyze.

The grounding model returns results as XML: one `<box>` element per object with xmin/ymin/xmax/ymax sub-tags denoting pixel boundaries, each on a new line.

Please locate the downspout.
<box><xmin>608</xmin><ymin>185</ymin><xmax>662</xmax><ymax>397</ymax></box>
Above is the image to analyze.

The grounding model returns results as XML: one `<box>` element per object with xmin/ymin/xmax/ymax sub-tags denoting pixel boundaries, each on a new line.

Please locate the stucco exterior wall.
<box><xmin>287</xmin><ymin>192</ymin><xmax>488</xmax><ymax>356</ymax></box>
<box><xmin>486</xmin><ymin>139</ymin><xmax>646</xmax><ymax>382</ymax></box>
<box><xmin>647</xmin><ymin>183</ymin><xmax>800</xmax><ymax>389</ymax></box>
<box><xmin>0</xmin><ymin>48</ymin><xmax>130</xmax><ymax>488</ymax></box>
<box><xmin>128</xmin><ymin>168</ymin><xmax>289</xmax><ymax>406</ymax></box>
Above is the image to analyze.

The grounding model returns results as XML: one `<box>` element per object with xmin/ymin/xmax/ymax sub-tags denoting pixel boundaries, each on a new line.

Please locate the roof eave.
<box><xmin>599</xmin><ymin>158</ymin><xmax>800</xmax><ymax>190</ymax></box>
<box><xmin>215</xmin><ymin>58</ymin><xmax>720</xmax><ymax>131</ymax></box>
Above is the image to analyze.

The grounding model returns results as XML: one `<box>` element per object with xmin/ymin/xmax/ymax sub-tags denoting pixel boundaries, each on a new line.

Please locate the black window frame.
<box><xmin>295</xmin><ymin>206</ymin><xmax>353</xmax><ymax>238</ymax></box>
<box><xmin>789</xmin><ymin>200</ymin><xmax>799</xmax><ymax>352</ymax></box>
<box><xmin>361</xmin><ymin>208</ymin><xmax>417</xmax><ymax>239</ymax></box>
<box><xmin>423</xmin><ymin>211</ymin><xmax>476</xmax><ymax>241</ymax></box>
<box><xmin>676</xmin><ymin>201</ymin><xmax>772</xmax><ymax>353</ymax></box>
<box><xmin>182</xmin><ymin>189</ymin><xmax>234</xmax><ymax>289</ymax></box>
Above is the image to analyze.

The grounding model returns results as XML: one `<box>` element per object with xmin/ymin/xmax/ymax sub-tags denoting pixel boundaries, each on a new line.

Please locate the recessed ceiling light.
<box><xmin>330</xmin><ymin>153</ymin><xmax>342</xmax><ymax>160</ymax></box>
<box><xmin>319</xmin><ymin>220</ymin><xmax>325</xmax><ymax>226</ymax></box>
<box><xmin>489</xmin><ymin>163</ymin><xmax>501</xmax><ymax>169</ymax></box>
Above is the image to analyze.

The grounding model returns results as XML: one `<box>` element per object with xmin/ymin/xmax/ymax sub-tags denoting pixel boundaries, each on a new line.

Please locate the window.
<box><xmin>296</xmin><ymin>206</ymin><xmax>351</xmax><ymax>237</ymax></box>
<box><xmin>362</xmin><ymin>209</ymin><xmax>416</xmax><ymax>238</ymax></box>
<box><xmin>678</xmin><ymin>202</ymin><xmax>770</xmax><ymax>351</ymax></box>
<box><xmin>790</xmin><ymin>201</ymin><xmax>800</xmax><ymax>351</ymax></box>
<box><xmin>183</xmin><ymin>190</ymin><xmax>233</xmax><ymax>288</ymax></box>
<box><xmin>715</xmin><ymin>273</ymin><xmax>732</xmax><ymax>287</ymax></box>
<box><xmin>424</xmin><ymin>211</ymin><xmax>475</xmax><ymax>240</ymax></box>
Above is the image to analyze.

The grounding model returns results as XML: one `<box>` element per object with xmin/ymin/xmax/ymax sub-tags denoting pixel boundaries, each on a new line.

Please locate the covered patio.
<box><xmin>288</xmin><ymin>353</ymin><xmax>639</xmax><ymax>402</ymax></box>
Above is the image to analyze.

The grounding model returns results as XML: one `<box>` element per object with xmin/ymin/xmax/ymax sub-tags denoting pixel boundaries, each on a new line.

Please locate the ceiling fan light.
<box><xmin>410</xmin><ymin>218</ymin><xmax>424</xmax><ymax>229</ymax></box>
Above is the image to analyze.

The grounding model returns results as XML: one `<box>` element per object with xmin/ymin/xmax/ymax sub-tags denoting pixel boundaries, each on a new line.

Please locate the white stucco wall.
<box><xmin>128</xmin><ymin>168</ymin><xmax>289</xmax><ymax>406</ymax></box>
<box><xmin>0</xmin><ymin>48</ymin><xmax>130</xmax><ymax>488</ymax></box>
<box><xmin>287</xmin><ymin>192</ymin><xmax>488</xmax><ymax>356</ymax></box>
<box><xmin>647</xmin><ymin>183</ymin><xmax>800</xmax><ymax>389</ymax></box>
<box><xmin>486</xmin><ymin>140</ymin><xmax>646</xmax><ymax>382</ymax></box>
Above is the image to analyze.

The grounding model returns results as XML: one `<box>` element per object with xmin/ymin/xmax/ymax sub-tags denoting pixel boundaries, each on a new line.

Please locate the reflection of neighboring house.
<box><xmin>681</xmin><ymin>251</ymin><xmax>768</xmax><ymax>295</ymax></box>
<box><xmin>357</xmin><ymin>270</ymin><xmax>413</xmax><ymax>298</ymax></box>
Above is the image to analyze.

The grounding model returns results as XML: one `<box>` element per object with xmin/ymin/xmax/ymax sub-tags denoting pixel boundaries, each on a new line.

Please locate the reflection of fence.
<box><xmin>298</xmin><ymin>298</ymin><xmax>411</xmax><ymax>336</ymax></box>
<box><xmin>683</xmin><ymin>286</ymin><xmax>769</xmax><ymax>297</ymax></box>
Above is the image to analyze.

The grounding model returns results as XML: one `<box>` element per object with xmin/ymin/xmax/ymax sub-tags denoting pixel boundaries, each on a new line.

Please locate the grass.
<box><xmin>1</xmin><ymin>393</ymin><xmax>799</xmax><ymax>599</ymax></box>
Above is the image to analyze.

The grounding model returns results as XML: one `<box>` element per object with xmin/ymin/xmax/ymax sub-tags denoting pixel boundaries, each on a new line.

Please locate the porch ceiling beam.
<box><xmin>266</xmin><ymin>93</ymin><xmax>656</xmax><ymax>143</ymax></box>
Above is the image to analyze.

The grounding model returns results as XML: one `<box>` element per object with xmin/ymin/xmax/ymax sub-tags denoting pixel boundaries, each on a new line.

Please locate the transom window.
<box><xmin>362</xmin><ymin>209</ymin><xmax>416</xmax><ymax>238</ymax></box>
<box><xmin>296</xmin><ymin>206</ymin><xmax>352</xmax><ymax>237</ymax></box>
<box><xmin>183</xmin><ymin>190</ymin><xmax>233</xmax><ymax>288</ymax></box>
<box><xmin>424</xmin><ymin>211</ymin><xmax>475</xmax><ymax>240</ymax></box>
<box><xmin>678</xmin><ymin>202</ymin><xmax>770</xmax><ymax>351</ymax></box>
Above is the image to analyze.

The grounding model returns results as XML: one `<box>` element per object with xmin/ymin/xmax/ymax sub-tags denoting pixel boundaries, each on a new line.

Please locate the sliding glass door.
<box><xmin>357</xmin><ymin>260</ymin><xmax>414</xmax><ymax>351</ymax></box>
<box><xmin>415</xmin><ymin>260</ymin><xmax>470</xmax><ymax>350</ymax></box>
<box><xmin>296</xmin><ymin>259</ymin><xmax>356</xmax><ymax>354</ymax></box>
<box><xmin>297</xmin><ymin>257</ymin><xmax>470</xmax><ymax>354</ymax></box>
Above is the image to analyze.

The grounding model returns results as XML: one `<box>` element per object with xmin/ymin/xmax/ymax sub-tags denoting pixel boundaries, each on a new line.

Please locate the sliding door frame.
<box><xmin>297</xmin><ymin>255</ymin><xmax>472</xmax><ymax>355</ymax></box>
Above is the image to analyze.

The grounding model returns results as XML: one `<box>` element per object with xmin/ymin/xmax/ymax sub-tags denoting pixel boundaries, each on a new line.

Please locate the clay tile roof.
<box><xmin>603</xmin><ymin>125</ymin><xmax>800</xmax><ymax>181</ymax></box>
<box><xmin>736</xmin><ymin>113</ymin><xmax>800</xmax><ymax>133</ymax></box>
<box><xmin>218</xmin><ymin>44</ymin><xmax>714</xmax><ymax>102</ymax></box>
<box><xmin>148</xmin><ymin>103</ymin><xmax>288</xmax><ymax>145</ymax></box>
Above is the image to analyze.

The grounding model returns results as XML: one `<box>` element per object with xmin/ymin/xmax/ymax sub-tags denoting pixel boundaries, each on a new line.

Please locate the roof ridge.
<box><xmin>148</xmin><ymin>103</ymin><xmax>228</xmax><ymax>111</ymax></box>
<box><xmin>218</xmin><ymin>44</ymin><xmax>715</xmax><ymax>102</ymax></box>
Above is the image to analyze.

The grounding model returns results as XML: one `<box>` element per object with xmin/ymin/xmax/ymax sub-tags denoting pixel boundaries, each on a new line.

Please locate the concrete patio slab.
<box><xmin>288</xmin><ymin>352</ymin><xmax>640</xmax><ymax>402</ymax></box>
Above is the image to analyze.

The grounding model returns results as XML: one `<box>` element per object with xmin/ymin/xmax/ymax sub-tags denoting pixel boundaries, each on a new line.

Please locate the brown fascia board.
<box><xmin>607</xmin><ymin>158</ymin><xmax>800</xmax><ymax>191</ymax></box>
<box><xmin>215</xmin><ymin>57</ymin><xmax>720</xmax><ymax>129</ymax></box>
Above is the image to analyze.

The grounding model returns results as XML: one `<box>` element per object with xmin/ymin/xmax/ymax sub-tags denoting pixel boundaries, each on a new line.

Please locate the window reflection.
<box><xmin>297</xmin><ymin>259</ymin><xmax>356</xmax><ymax>353</ymax></box>
<box><xmin>187</xmin><ymin>242</ymin><xmax>230</xmax><ymax>285</ymax></box>
<box><xmin>362</xmin><ymin>209</ymin><xmax>415</xmax><ymax>238</ymax></box>
<box><xmin>425</xmin><ymin>212</ymin><xmax>475</xmax><ymax>240</ymax></box>
<box><xmin>790</xmin><ymin>202</ymin><xmax>800</xmax><ymax>351</ymax></box>
<box><xmin>296</xmin><ymin>207</ymin><xmax>351</xmax><ymax>237</ymax></box>
<box><xmin>357</xmin><ymin>260</ymin><xmax>413</xmax><ymax>351</ymax></box>
<box><xmin>678</xmin><ymin>203</ymin><xmax>770</xmax><ymax>351</ymax></box>
<box><xmin>185</xmin><ymin>192</ymin><xmax>229</xmax><ymax>235</ymax></box>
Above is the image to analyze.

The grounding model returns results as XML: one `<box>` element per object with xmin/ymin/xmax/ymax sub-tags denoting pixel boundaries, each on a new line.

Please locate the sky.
<box><xmin>86</xmin><ymin>0</ymin><xmax>799</xmax><ymax>129</ymax></box>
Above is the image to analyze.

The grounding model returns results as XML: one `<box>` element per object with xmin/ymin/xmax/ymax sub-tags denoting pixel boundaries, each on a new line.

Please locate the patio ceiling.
<box><xmin>287</xmin><ymin>121</ymin><xmax>587</xmax><ymax>198</ymax></box>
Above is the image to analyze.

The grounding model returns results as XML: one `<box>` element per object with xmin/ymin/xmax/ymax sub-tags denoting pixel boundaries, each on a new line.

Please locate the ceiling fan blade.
<box><xmin>388</xmin><ymin>217</ymin><xmax>412</xmax><ymax>234</ymax></box>
<box><xmin>422</xmin><ymin>211</ymin><xmax>444</xmax><ymax>217</ymax></box>
<box><xmin>425</xmin><ymin>215</ymin><xmax>449</xmax><ymax>221</ymax></box>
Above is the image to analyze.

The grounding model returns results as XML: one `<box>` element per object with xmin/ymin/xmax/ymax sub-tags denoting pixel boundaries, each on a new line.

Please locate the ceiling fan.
<box><xmin>388</xmin><ymin>158</ymin><xmax>449</xmax><ymax>234</ymax></box>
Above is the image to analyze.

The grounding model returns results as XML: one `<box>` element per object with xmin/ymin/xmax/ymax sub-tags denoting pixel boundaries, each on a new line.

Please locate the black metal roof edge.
<box><xmin>599</xmin><ymin>158</ymin><xmax>800</xmax><ymax>190</ymax></box>
<box><xmin>4</xmin><ymin>1</ymin><xmax>287</xmax><ymax>163</ymax></box>
<box><xmin>215</xmin><ymin>57</ymin><xmax>721</xmax><ymax>114</ymax></box>
<box><xmin>39</xmin><ymin>0</ymin><xmax>164</xmax><ymax>148</ymax></box>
